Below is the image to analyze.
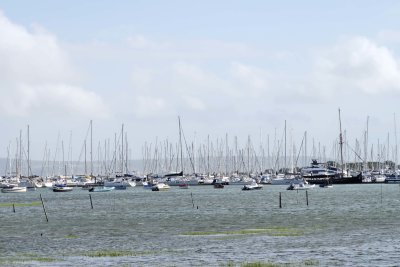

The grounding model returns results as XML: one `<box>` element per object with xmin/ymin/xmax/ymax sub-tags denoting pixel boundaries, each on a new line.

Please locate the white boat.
<box><xmin>242</xmin><ymin>182</ymin><xmax>263</xmax><ymax>190</ymax></box>
<box><xmin>372</xmin><ymin>174</ymin><xmax>386</xmax><ymax>183</ymax></box>
<box><xmin>89</xmin><ymin>186</ymin><xmax>115</xmax><ymax>192</ymax></box>
<box><xmin>151</xmin><ymin>183</ymin><xmax>170</xmax><ymax>191</ymax></box>
<box><xmin>52</xmin><ymin>184</ymin><xmax>74</xmax><ymax>192</ymax></box>
<box><xmin>127</xmin><ymin>180</ymin><xmax>136</xmax><ymax>187</ymax></box>
<box><xmin>167</xmin><ymin>175</ymin><xmax>201</xmax><ymax>186</ymax></box>
<box><xmin>228</xmin><ymin>173</ymin><xmax>254</xmax><ymax>185</ymax></box>
<box><xmin>259</xmin><ymin>174</ymin><xmax>271</xmax><ymax>184</ymax></box>
<box><xmin>301</xmin><ymin>160</ymin><xmax>337</xmax><ymax>181</ymax></box>
<box><xmin>1</xmin><ymin>186</ymin><xmax>27</xmax><ymax>193</ymax></box>
<box><xmin>287</xmin><ymin>181</ymin><xmax>315</xmax><ymax>190</ymax></box>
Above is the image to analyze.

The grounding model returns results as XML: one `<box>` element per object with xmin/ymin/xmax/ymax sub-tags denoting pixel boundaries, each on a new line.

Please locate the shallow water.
<box><xmin>1</xmin><ymin>184</ymin><xmax>400</xmax><ymax>266</ymax></box>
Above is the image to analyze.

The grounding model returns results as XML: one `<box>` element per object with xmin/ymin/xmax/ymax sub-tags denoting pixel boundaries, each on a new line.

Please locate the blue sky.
<box><xmin>1</xmin><ymin>1</ymin><xmax>400</xmax><ymax>164</ymax></box>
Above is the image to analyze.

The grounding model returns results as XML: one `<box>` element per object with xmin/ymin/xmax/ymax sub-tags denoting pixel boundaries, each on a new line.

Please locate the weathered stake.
<box><xmin>89</xmin><ymin>194</ymin><xmax>93</xmax><ymax>209</ymax></box>
<box><xmin>40</xmin><ymin>194</ymin><xmax>49</xmax><ymax>222</ymax></box>
<box><xmin>191</xmin><ymin>192</ymin><xmax>195</xmax><ymax>208</ymax></box>
<box><xmin>13</xmin><ymin>203</ymin><xmax>15</xmax><ymax>213</ymax></box>
<box><xmin>279</xmin><ymin>192</ymin><xmax>282</xmax><ymax>208</ymax></box>
<box><xmin>306</xmin><ymin>190</ymin><xmax>309</xmax><ymax>206</ymax></box>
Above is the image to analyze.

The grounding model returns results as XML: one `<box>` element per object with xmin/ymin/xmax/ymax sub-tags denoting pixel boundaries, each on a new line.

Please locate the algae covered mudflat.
<box><xmin>1</xmin><ymin>184</ymin><xmax>399</xmax><ymax>266</ymax></box>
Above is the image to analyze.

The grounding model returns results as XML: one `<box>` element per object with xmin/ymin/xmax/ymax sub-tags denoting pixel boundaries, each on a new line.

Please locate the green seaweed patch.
<box><xmin>0</xmin><ymin>201</ymin><xmax>41</xmax><ymax>207</ymax></box>
<box><xmin>221</xmin><ymin>261</ymin><xmax>319</xmax><ymax>267</ymax></box>
<box><xmin>183</xmin><ymin>228</ymin><xmax>303</xmax><ymax>237</ymax></box>
<box><xmin>220</xmin><ymin>262</ymin><xmax>289</xmax><ymax>267</ymax></box>
<box><xmin>242</xmin><ymin>263</ymin><xmax>287</xmax><ymax>267</ymax></box>
<box><xmin>64</xmin><ymin>235</ymin><xmax>79</xmax><ymax>239</ymax></box>
<box><xmin>303</xmin><ymin>259</ymin><xmax>319</xmax><ymax>266</ymax></box>
<box><xmin>84</xmin><ymin>250</ymin><xmax>153</xmax><ymax>257</ymax></box>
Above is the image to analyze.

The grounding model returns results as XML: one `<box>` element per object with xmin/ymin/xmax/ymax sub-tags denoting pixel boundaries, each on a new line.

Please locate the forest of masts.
<box><xmin>3</xmin><ymin>116</ymin><xmax>400</xmax><ymax>178</ymax></box>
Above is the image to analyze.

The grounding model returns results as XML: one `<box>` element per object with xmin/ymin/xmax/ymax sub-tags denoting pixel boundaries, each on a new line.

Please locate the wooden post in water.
<box><xmin>279</xmin><ymin>192</ymin><xmax>282</xmax><ymax>208</ymax></box>
<box><xmin>40</xmin><ymin>194</ymin><xmax>49</xmax><ymax>222</ymax></box>
<box><xmin>13</xmin><ymin>203</ymin><xmax>15</xmax><ymax>213</ymax></box>
<box><xmin>190</xmin><ymin>192</ymin><xmax>195</xmax><ymax>208</ymax></box>
<box><xmin>89</xmin><ymin>194</ymin><xmax>93</xmax><ymax>209</ymax></box>
<box><xmin>306</xmin><ymin>190</ymin><xmax>309</xmax><ymax>206</ymax></box>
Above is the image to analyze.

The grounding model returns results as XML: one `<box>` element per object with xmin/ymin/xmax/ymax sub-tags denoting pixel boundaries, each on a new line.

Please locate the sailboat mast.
<box><xmin>338</xmin><ymin>109</ymin><xmax>344</xmax><ymax>177</ymax></box>
<box><xmin>394</xmin><ymin>113</ymin><xmax>398</xmax><ymax>170</ymax></box>
<box><xmin>19</xmin><ymin>130</ymin><xmax>22</xmax><ymax>178</ymax></box>
<box><xmin>121</xmin><ymin>124</ymin><xmax>124</xmax><ymax>174</ymax></box>
<box><xmin>125</xmin><ymin>132</ymin><xmax>128</xmax><ymax>174</ymax></box>
<box><xmin>178</xmin><ymin>116</ymin><xmax>183</xmax><ymax>173</ymax></box>
<box><xmin>27</xmin><ymin>125</ymin><xmax>30</xmax><ymax>179</ymax></box>
<box><xmin>284</xmin><ymin>120</ymin><xmax>287</xmax><ymax>173</ymax></box>
<box><xmin>90</xmin><ymin>120</ymin><xmax>93</xmax><ymax>177</ymax></box>
<box><xmin>84</xmin><ymin>140</ymin><xmax>87</xmax><ymax>175</ymax></box>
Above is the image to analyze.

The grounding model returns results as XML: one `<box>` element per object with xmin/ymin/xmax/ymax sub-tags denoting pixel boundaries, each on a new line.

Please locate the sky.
<box><xmin>1</xmin><ymin>0</ymin><xmax>400</xmax><ymax>163</ymax></box>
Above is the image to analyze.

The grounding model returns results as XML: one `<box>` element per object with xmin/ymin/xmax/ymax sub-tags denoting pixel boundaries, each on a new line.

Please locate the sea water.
<box><xmin>1</xmin><ymin>184</ymin><xmax>400</xmax><ymax>266</ymax></box>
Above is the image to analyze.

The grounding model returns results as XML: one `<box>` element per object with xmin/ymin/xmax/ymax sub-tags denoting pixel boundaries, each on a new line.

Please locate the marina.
<box><xmin>1</xmin><ymin>1</ymin><xmax>400</xmax><ymax>266</ymax></box>
<box><xmin>1</xmin><ymin>184</ymin><xmax>399</xmax><ymax>266</ymax></box>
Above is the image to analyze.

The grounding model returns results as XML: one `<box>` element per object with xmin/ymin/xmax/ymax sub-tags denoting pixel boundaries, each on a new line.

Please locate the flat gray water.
<box><xmin>1</xmin><ymin>184</ymin><xmax>400</xmax><ymax>266</ymax></box>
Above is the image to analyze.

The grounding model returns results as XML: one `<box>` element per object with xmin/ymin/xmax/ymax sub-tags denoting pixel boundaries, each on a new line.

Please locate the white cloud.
<box><xmin>1</xmin><ymin>83</ymin><xmax>108</xmax><ymax>117</ymax></box>
<box><xmin>0</xmin><ymin>10</ymin><xmax>109</xmax><ymax>118</ymax></box>
<box><xmin>314</xmin><ymin>36</ymin><xmax>400</xmax><ymax>95</ymax></box>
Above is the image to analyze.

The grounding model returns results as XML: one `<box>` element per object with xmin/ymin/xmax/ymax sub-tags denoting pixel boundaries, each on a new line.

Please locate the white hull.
<box><xmin>1</xmin><ymin>186</ymin><xmax>27</xmax><ymax>193</ymax></box>
<box><xmin>151</xmin><ymin>183</ymin><xmax>170</xmax><ymax>191</ymax></box>
<box><xmin>242</xmin><ymin>182</ymin><xmax>263</xmax><ymax>190</ymax></box>
<box><xmin>43</xmin><ymin>182</ymin><xmax>54</xmax><ymax>188</ymax></box>
<box><xmin>287</xmin><ymin>183</ymin><xmax>315</xmax><ymax>190</ymax></box>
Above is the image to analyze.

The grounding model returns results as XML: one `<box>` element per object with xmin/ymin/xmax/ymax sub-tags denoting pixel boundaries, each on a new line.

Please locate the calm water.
<box><xmin>1</xmin><ymin>184</ymin><xmax>400</xmax><ymax>266</ymax></box>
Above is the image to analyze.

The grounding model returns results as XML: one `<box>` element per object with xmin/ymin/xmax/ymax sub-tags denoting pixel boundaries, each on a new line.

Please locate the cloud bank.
<box><xmin>314</xmin><ymin>36</ymin><xmax>400</xmax><ymax>96</ymax></box>
<box><xmin>0</xmin><ymin>11</ymin><xmax>108</xmax><ymax>118</ymax></box>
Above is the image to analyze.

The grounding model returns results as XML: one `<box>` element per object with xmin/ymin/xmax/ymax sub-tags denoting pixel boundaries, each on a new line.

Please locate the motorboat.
<box><xmin>151</xmin><ymin>183</ymin><xmax>170</xmax><ymax>191</ymax></box>
<box><xmin>214</xmin><ymin>183</ymin><xmax>224</xmax><ymax>189</ymax></box>
<box><xmin>287</xmin><ymin>181</ymin><xmax>315</xmax><ymax>190</ymax></box>
<box><xmin>1</xmin><ymin>186</ymin><xmax>27</xmax><ymax>193</ymax></box>
<box><xmin>242</xmin><ymin>182</ymin><xmax>263</xmax><ymax>190</ymax></box>
<box><xmin>319</xmin><ymin>183</ymin><xmax>333</xmax><ymax>188</ymax></box>
<box><xmin>52</xmin><ymin>184</ymin><xmax>73</xmax><ymax>192</ymax></box>
<box><xmin>89</xmin><ymin>186</ymin><xmax>115</xmax><ymax>192</ymax></box>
